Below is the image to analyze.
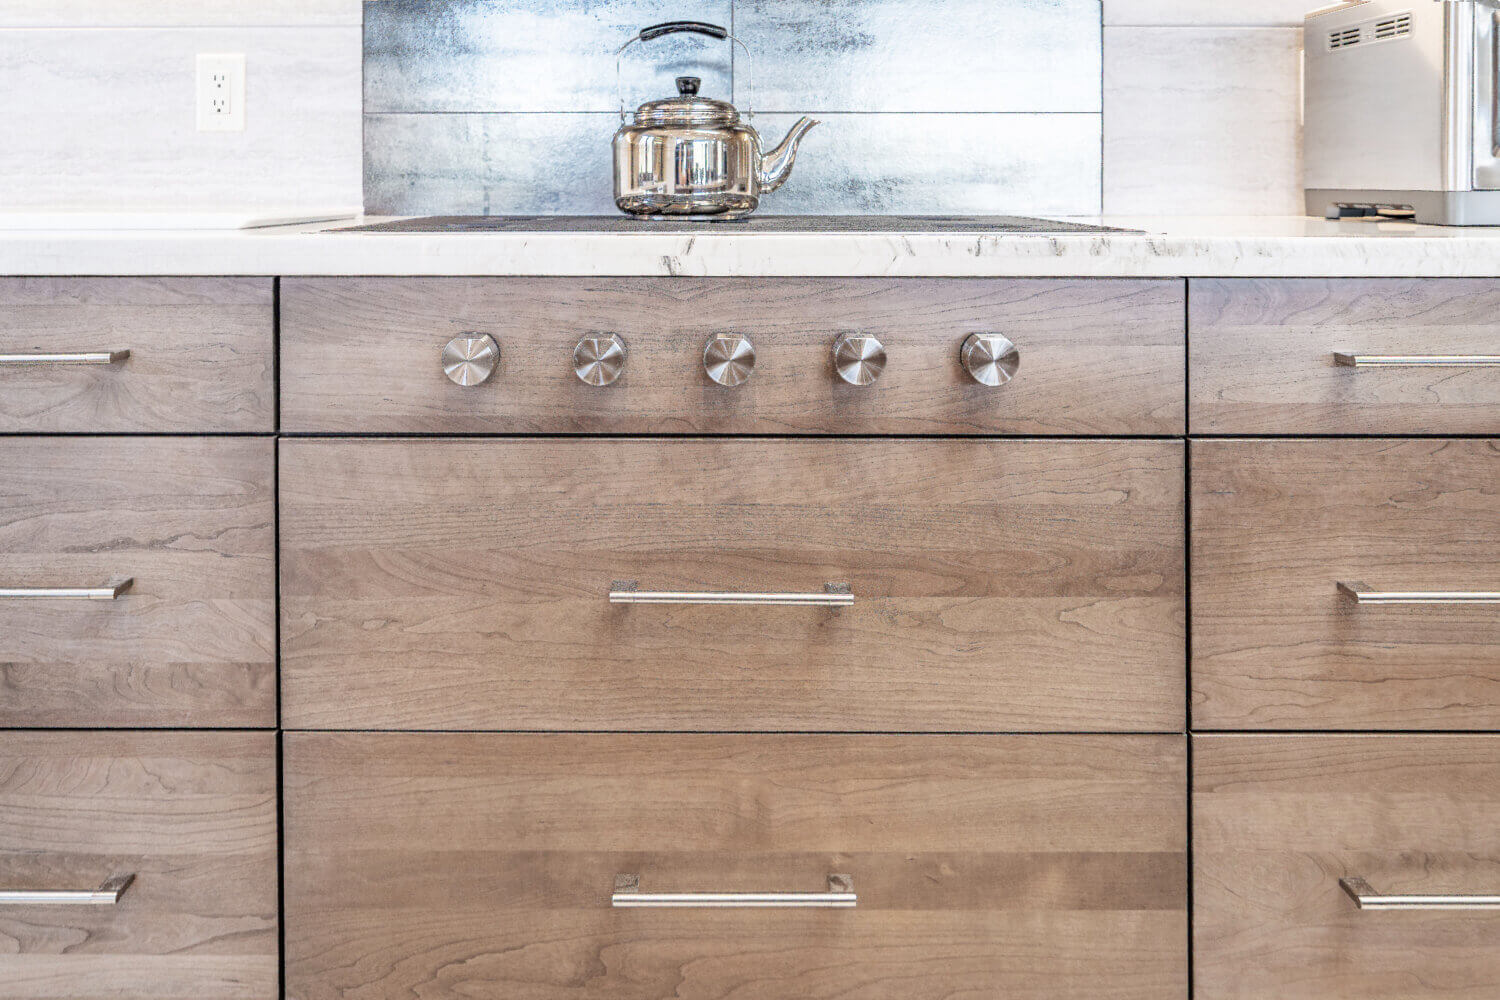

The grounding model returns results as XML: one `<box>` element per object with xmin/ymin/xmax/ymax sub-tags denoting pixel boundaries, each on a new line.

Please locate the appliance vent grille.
<box><xmin>1373</xmin><ymin>13</ymin><xmax>1411</xmax><ymax>39</ymax></box>
<box><xmin>1328</xmin><ymin>26</ymin><xmax>1362</xmax><ymax>49</ymax></box>
<box><xmin>1326</xmin><ymin>11</ymin><xmax>1413</xmax><ymax>51</ymax></box>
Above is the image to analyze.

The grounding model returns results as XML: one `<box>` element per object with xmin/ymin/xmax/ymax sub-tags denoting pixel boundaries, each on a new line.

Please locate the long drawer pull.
<box><xmin>0</xmin><ymin>577</ymin><xmax>133</xmax><ymax>600</ymax></box>
<box><xmin>1335</xmin><ymin>353</ymin><xmax>1500</xmax><ymax>368</ymax></box>
<box><xmin>0</xmin><ymin>350</ymin><xmax>129</xmax><ymax>365</ymax></box>
<box><xmin>1341</xmin><ymin>877</ymin><xmax>1500</xmax><ymax>911</ymax></box>
<box><xmin>613</xmin><ymin>873</ymin><xmax>856</xmax><ymax>909</ymax></box>
<box><xmin>1339</xmin><ymin>581</ymin><xmax>1500</xmax><ymax>605</ymax></box>
<box><xmin>610</xmin><ymin>581</ymin><xmax>854</xmax><ymax>607</ymax></box>
<box><xmin>0</xmin><ymin>873</ymin><xmax>135</xmax><ymax>906</ymax></box>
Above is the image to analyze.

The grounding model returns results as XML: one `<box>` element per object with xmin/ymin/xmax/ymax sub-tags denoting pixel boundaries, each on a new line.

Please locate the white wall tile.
<box><xmin>0</xmin><ymin>1</ymin><xmax>362</xmax><ymax>27</ymax></box>
<box><xmin>0</xmin><ymin>27</ymin><xmax>363</xmax><ymax>211</ymax></box>
<box><xmin>1104</xmin><ymin>0</ymin><xmax>1318</xmax><ymax>27</ymax></box>
<box><xmin>1104</xmin><ymin>26</ymin><xmax>1303</xmax><ymax>214</ymax></box>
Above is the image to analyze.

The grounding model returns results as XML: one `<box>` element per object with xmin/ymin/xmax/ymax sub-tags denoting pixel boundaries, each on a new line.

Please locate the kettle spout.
<box><xmin>758</xmin><ymin>116</ymin><xmax>820</xmax><ymax>193</ymax></box>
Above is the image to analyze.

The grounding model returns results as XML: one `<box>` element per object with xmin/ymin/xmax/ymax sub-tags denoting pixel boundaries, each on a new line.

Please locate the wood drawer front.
<box><xmin>281</xmin><ymin>438</ymin><xmax>1185</xmax><ymax>731</ymax></box>
<box><xmin>286</xmin><ymin>733</ymin><xmax>1187</xmax><ymax>1000</ymax></box>
<box><xmin>280</xmin><ymin>277</ymin><xmax>1185</xmax><ymax>434</ymax></box>
<box><xmin>1191</xmin><ymin>279</ymin><xmax>1500</xmax><ymax>434</ymax></box>
<box><xmin>0</xmin><ymin>438</ymin><xmax>276</xmax><ymax>727</ymax></box>
<box><xmin>0</xmin><ymin>732</ymin><xmax>278</xmax><ymax>1000</ymax></box>
<box><xmin>1196</xmin><ymin>735</ymin><xmax>1500</xmax><ymax>1000</ymax></box>
<box><xmin>1192</xmin><ymin>439</ymin><xmax>1500</xmax><ymax>730</ymax></box>
<box><xmin>0</xmin><ymin>278</ymin><xmax>274</xmax><ymax>433</ymax></box>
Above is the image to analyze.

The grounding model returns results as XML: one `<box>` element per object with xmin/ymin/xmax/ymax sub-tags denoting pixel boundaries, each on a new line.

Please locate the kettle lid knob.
<box><xmin>676</xmin><ymin>76</ymin><xmax>701</xmax><ymax>96</ymax></box>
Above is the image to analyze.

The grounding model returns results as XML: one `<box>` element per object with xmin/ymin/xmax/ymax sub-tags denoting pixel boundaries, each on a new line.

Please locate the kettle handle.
<box><xmin>639</xmin><ymin>21</ymin><xmax>728</xmax><ymax>42</ymax></box>
<box><xmin>616</xmin><ymin>21</ymin><xmax>752</xmax><ymax>120</ymax></box>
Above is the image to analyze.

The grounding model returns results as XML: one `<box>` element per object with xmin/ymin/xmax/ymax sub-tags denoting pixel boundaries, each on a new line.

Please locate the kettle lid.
<box><xmin>634</xmin><ymin>76</ymin><xmax>740</xmax><ymax>126</ymax></box>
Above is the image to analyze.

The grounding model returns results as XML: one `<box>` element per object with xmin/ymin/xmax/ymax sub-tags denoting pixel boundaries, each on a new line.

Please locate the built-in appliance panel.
<box><xmin>285</xmin><ymin>732</ymin><xmax>1188</xmax><ymax>1000</ymax></box>
<box><xmin>0</xmin><ymin>277</ymin><xmax>274</xmax><ymax>433</ymax></box>
<box><xmin>280</xmin><ymin>437</ymin><xmax>1186</xmax><ymax>732</ymax></box>
<box><xmin>279</xmin><ymin>277</ymin><xmax>1186</xmax><ymax>435</ymax></box>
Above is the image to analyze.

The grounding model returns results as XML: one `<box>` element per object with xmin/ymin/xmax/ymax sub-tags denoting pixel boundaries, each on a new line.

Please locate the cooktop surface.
<box><xmin>329</xmin><ymin>215</ymin><xmax>1132</xmax><ymax>235</ymax></box>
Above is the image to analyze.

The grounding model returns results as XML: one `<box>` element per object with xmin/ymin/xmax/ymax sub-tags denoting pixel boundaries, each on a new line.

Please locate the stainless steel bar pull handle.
<box><xmin>0</xmin><ymin>873</ymin><xmax>134</xmax><ymax>906</ymax></box>
<box><xmin>613</xmin><ymin>873</ymin><xmax>856</xmax><ymax>909</ymax></box>
<box><xmin>1339</xmin><ymin>581</ymin><xmax>1500</xmax><ymax>605</ymax></box>
<box><xmin>1335</xmin><ymin>353</ymin><xmax>1500</xmax><ymax>367</ymax></box>
<box><xmin>0</xmin><ymin>577</ymin><xmax>132</xmax><ymax>600</ymax></box>
<box><xmin>610</xmin><ymin>581</ymin><xmax>854</xmax><ymax>607</ymax></box>
<box><xmin>0</xmin><ymin>350</ymin><xmax>129</xmax><ymax>365</ymax></box>
<box><xmin>1341</xmin><ymin>877</ymin><xmax>1500</xmax><ymax>911</ymax></box>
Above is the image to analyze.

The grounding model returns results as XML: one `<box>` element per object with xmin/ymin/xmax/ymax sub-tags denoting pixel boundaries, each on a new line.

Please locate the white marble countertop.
<box><xmin>6</xmin><ymin>215</ymin><xmax>1500</xmax><ymax>278</ymax></box>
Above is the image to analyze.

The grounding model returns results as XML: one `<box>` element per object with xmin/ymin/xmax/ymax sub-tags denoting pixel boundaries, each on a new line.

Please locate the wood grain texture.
<box><xmin>1192</xmin><ymin>439</ymin><xmax>1500</xmax><ymax>730</ymax></box>
<box><xmin>1195</xmin><ymin>735</ymin><xmax>1500</xmax><ymax>1000</ymax></box>
<box><xmin>0</xmin><ymin>438</ymin><xmax>276</xmax><ymax>727</ymax></box>
<box><xmin>285</xmin><ymin>733</ymin><xmax>1188</xmax><ymax>1000</ymax></box>
<box><xmin>280</xmin><ymin>438</ymin><xmax>1186</xmax><ymax>731</ymax></box>
<box><xmin>0</xmin><ymin>731</ymin><xmax>278</xmax><ymax>1000</ymax></box>
<box><xmin>280</xmin><ymin>277</ymin><xmax>1186</xmax><ymax>434</ymax></box>
<box><xmin>1190</xmin><ymin>278</ymin><xmax>1500</xmax><ymax>434</ymax></box>
<box><xmin>0</xmin><ymin>278</ymin><xmax>274</xmax><ymax>433</ymax></box>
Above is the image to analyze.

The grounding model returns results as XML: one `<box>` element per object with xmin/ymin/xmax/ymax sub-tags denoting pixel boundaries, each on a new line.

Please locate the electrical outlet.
<box><xmin>196</xmin><ymin>53</ymin><xmax>246</xmax><ymax>132</ymax></box>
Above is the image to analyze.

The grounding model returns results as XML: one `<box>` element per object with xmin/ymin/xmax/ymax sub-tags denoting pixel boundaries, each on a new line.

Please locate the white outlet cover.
<box><xmin>196</xmin><ymin>53</ymin><xmax>246</xmax><ymax>132</ymax></box>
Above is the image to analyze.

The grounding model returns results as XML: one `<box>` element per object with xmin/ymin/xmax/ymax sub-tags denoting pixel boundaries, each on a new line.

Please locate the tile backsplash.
<box><xmin>364</xmin><ymin>0</ymin><xmax>1108</xmax><ymax>216</ymax></box>
<box><xmin>0</xmin><ymin>2</ymin><xmax>363</xmax><ymax>213</ymax></box>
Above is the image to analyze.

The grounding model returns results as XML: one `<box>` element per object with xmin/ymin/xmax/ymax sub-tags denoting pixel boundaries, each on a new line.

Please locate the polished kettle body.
<box><xmin>613</xmin><ymin>21</ymin><xmax>819</xmax><ymax>219</ymax></box>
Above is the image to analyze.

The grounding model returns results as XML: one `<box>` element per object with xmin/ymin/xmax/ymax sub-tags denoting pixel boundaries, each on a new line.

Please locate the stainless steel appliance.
<box><xmin>612</xmin><ymin>21</ymin><xmax>818</xmax><ymax>220</ymax></box>
<box><xmin>1305</xmin><ymin>0</ymin><xmax>1500</xmax><ymax>224</ymax></box>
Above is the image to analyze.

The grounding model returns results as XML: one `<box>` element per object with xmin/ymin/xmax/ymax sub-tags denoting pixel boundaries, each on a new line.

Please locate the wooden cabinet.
<box><xmin>1195</xmin><ymin>735</ymin><xmax>1500</xmax><ymax>1000</ymax></box>
<box><xmin>0</xmin><ymin>278</ymin><xmax>274</xmax><ymax>433</ymax></box>
<box><xmin>281</xmin><ymin>277</ymin><xmax>1186</xmax><ymax>435</ymax></box>
<box><xmin>0</xmin><ymin>438</ymin><xmax>277</xmax><ymax>728</ymax></box>
<box><xmin>0</xmin><ymin>732</ymin><xmax>279</xmax><ymax>1000</ymax></box>
<box><xmin>1192</xmin><ymin>439</ymin><xmax>1500</xmax><ymax>730</ymax></box>
<box><xmin>280</xmin><ymin>438</ymin><xmax>1185</xmax><ymax>731</ymax></box>
<box><xmin>286</xmin><ymin>733</ymin><xmax>1187</xmax><ymax>1000</ymax></box>
<box><xmin>1190</xmin><ymin>279</ymin><xmax>1500</xmax><ymax>435</ymax></box>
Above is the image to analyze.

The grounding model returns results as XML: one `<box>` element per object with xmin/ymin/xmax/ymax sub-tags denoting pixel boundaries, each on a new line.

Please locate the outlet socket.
<box><xmin>196</xmin><ymin>53</ymin><xmax>246</xmax><ymax>132</ymax></box>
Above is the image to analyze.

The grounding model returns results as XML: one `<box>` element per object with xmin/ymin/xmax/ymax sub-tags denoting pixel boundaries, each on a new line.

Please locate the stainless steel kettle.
<box><xmin>613</xmin><ymin>21</ymin><xmax>819</xmax><ymax>219</ymax></box>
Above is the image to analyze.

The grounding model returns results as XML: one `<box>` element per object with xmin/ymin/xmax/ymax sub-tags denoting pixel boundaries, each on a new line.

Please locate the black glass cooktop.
<box><xmin>328</xmin><ymin>215</ymin><xmax>1132</xmax><ymax>235</ymax></box>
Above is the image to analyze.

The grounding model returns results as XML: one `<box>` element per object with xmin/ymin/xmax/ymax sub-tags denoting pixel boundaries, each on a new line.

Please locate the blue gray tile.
<box><xmin>365</xmin><ymin>112</ymin><xmax>620</xmax><ymax>214</ymax></box>
<box><xmin>752</xmin><ymin>113</ymin><xmax>1102</xmax><ymax>215</ymax></box>
<box><xmin>732</xmin><ymin>0</ymin><xmax>1102</xmax><ymax>112</ymax></box>
<box><xmin>365</xmin><ymin>110</ymin><xmax>1102</xmax><ymax>216</ymax></box>
<box><xmin>364</xmin><ymin>0</ymin><xmax>734</xmax><ymax>112</ymax></box>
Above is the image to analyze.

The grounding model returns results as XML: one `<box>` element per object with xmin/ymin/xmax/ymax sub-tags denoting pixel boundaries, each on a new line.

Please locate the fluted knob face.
<box><xmin>703</xmin><ymin>333</ymin><xmax>756</xmax><ymax>387</ymax></box>
<box><xmin>574</xmin><ymin>333</ymin><xmax>628</xmax><ymax>386</ymax></box>
<box><xmin>961</xmin><ymin>333</ymin><xmax>1020</xmax><ymax>387</ymax></box>
<box><xmin>442</xmin><ymin>333</ymin><xmax>499</xmax><ymax>386</ymax></box>
<box><xmin>833</xmin><ymin>332</ymin><xmax>887</xmax><ymax>386</ymax></box>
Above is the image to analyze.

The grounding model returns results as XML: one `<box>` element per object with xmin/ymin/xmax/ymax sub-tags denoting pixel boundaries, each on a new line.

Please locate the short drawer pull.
<box><xmin>610</xmin><ymin>581</ymin><xmax>854</xmax><ymax>607</ymax></box>
<box><xmin>1341</xmin><ymin>877</ymin><xmax>1500</xmax><ymax>911</ymax></box>
<box><xmin>613</xmin><ymin>873</ymin><xmax>856</xmax><ymax>909</ymax></box>
<box><xmin>1339</xmin><ymin>581</ymin><xmax>1500</xmax><ymax>605</ymax></box>
<box><xmin>1334</xmin><ymin>353</ymin><xmax>1500</xmax><ymax>368</ymax></box>
<box><xmin>0</xmin><ymin>577</ymin><xmax>133</xmax><ymax>600</ymax></box>
<box><xmin>0</xmin><ymin>873</ymin><xmax>134</xmax><ymax>906</ymax></box>
<box><xmin>0</xmin><ymin>350</ymin><xmax>129</xmax><ymax>365</ymax></box>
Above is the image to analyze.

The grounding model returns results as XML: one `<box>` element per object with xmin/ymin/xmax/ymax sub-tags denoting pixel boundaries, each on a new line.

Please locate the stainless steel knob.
<box><xmin>961</xmin><ymin>333</ymin><xmax>1020</xmax><ymax>387</ymax></box>
<box><xmin>442</xmin><ymin>333</ymin><xmax>499</xmax><ymax>386</ymax></box>
<box><xmin>832</xmin><ymin>332</ymin><xmax>887</xmax><ymax>386</ymax></box>
<box><xmin>574</xmin><ymin>332</ymin><xmax>628</xmax><ymax>386</ymax></box>
<box><xmin>703</xmin><ymin>333</ymin><xmax>756</xmax><ymax>387</ymax></box>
